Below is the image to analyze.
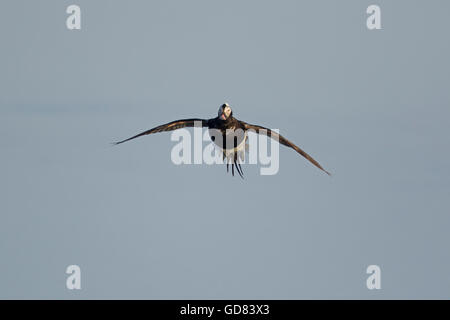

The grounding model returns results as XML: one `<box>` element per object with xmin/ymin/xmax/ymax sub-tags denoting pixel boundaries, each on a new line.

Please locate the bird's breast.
<box><xmin>208</xmin><ymin>127</ymin><xmax>247</xmax><ymax>151</ymax></box>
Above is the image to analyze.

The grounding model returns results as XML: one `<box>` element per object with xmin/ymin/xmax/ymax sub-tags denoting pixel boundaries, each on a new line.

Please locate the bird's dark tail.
<box><xmin>225</xmin><ymin>152</ymin><xmax>244</xmax><ymax>179</ymax></box>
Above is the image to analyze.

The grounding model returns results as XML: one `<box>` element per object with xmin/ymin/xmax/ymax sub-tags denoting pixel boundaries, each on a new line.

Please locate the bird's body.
<box><xmin>114</xmin><ymin>103</ymin><xmax>330</xmax><ymax>178</ymax></box>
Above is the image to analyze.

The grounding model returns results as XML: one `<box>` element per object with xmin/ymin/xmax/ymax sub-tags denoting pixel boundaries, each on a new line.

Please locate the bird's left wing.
<box><xmin>241</xmin><ymin>121</ymin><xmax>331</xmax><ymax>175</ymax></box>
<box><xmin>114</xmin><ymin>118</ymin><xmax>209</xmax><ymax>145</ymax></box>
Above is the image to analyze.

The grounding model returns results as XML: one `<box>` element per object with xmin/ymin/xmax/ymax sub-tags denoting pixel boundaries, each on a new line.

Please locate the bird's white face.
<box><xmin>218</xmin><ymin>103</ymin><xmax>232</xmax><ymax>120</ymax></box>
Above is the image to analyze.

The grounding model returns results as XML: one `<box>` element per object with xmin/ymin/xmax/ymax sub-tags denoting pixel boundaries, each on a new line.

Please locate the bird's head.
<box><xmin>218</xmin><ymin>103</ymin><xmax>232</xmax><ymax>121</ymax></box>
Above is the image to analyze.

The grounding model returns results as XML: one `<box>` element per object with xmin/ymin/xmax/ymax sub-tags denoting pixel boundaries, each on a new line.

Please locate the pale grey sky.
<box><xmin>0</xmin><ymin>0</ymin><xmax>449</xmax><ymax>299</ymax></box>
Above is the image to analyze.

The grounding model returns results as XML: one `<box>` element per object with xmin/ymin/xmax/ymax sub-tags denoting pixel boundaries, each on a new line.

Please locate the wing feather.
<box><xmin>114</xmin><ymin>118</ymin><xmax>208</xmax><ymax>145</ymax></box>
<box><xmin>242</xmin><ymin>122</ymin><xmax>330</xmax><ymax>175</ymax></box>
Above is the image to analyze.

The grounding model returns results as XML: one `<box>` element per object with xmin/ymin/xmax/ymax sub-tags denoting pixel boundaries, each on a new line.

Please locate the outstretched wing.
<box><xmin>242</xmin><ymin>122</ymin><xmax>331</xmax><ymax>175</ymax></box>
<box><xmin>114</xmin><ymin>118</ymin><xmax>209</xmax><ymax>145</ymax></box>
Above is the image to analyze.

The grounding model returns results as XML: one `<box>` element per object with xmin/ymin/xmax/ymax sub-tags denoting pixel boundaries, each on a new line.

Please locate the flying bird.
<box><xmin>114</xmin><ymin>103</ymin><xmax>330</xmax><ymax>178</ymax></box>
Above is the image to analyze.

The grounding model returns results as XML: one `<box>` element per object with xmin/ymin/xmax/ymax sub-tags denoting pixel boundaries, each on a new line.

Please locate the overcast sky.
<box><xmin>1</xmin><ymin>0</ymin><xmax>449</xmax><ymax>299</ymax></box>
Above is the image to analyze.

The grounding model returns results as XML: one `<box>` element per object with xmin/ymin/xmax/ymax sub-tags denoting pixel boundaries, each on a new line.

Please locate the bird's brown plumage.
<box><xmin>241</xmin><ymin>122</ymin><xmax>331</xmax><ymax>176</ymax></box>
<box><xmin>113</xmin><ymin>106</ymin><xmax>330</xmax><ymax>177</ymax></box>
<box><xmin>113</xmin><ymin>118</ymin><xmax>208</xmax><ymax>145</ymax></box>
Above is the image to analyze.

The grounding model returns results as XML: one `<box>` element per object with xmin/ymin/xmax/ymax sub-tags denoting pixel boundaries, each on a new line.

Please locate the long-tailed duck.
<box><xmin>114</xmin><ymin>103</ymin><xmax>330</xmax><ymax>178</ymax></box>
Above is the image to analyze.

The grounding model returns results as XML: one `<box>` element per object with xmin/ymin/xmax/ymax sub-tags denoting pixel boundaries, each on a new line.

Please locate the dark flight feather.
<box><xmin>114</xmin><ymin>118</ymin><xmax>208</xmax><ymax>145</ymax></box>
<box><xmin>241</xmin><ymin>122</ymin><xmax>331</xmax><ymax>175</ymax></box>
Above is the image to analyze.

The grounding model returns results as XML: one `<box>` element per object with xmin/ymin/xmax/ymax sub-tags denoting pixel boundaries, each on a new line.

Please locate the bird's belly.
<box><xmin>208</xmin><ymin>128</ymin><xmax>247</xmax><ymax>151</ymax></box>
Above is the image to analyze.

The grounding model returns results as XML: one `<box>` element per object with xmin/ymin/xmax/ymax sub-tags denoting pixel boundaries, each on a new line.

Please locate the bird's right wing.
<box><xmin>242</xmin><ymin>121</ymin><xmax>331</xmax><ymax>175</ymax></box>
<box><xmin>114</xmin><ymin>118</ymin><xmax>208</xmax><ymax>145</ymax></box>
